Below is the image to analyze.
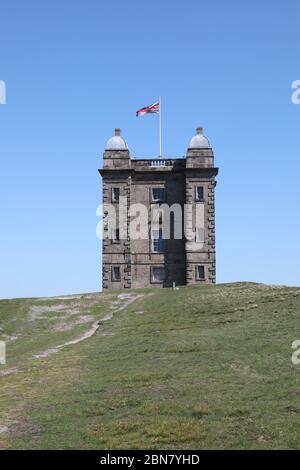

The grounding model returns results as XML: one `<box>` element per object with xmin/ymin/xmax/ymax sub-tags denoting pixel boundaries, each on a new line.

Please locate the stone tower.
<box><xmin>99</xmin><ymin>127</ymin><xmax>218</xmax><ymax>290</ymax></box>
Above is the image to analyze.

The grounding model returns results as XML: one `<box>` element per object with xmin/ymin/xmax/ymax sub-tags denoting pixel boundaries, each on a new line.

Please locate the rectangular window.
<box><xmin>151</xmin><ymin>229</ymin><xmax>165</xmax><ymax>253</ymax></box>
<box><xmin>112</xmin><ymin>266</ymin><xmax>121</xmax><ymax>281</ymax></box>
<box><xmin>152</xmin><ymin>187</ymin><xmax>165</xmax><ymax>203</ymax></box>
<box><xmin>196</xmin><ymin>265</ymin><xmax>205</xmax><ymax>280</ymax></box>
<box><xmin>112</xmin><ymin>187</ymin><xmax>120</xmax><ymax>202</ymax></box>
<box><xmin>112</xmin><ymin>228</ymin><xmax>120</xmax><ymax>242</ymax></box>
<box><xmin>151</xmin><ymin>267</ymin><xmax>165</xmax><ymax>283</ymax></box>
<box><xmin>196</xmin><ymin>186</ymin><xmax>204</xmax><ymax>201</ymax></box>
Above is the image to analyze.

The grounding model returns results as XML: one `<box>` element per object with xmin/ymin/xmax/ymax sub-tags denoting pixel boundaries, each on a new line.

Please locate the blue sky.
<box><xmin>0</xmin><ymin>0</ymin><xmax>299</xmax><ymax>298</ymax></box>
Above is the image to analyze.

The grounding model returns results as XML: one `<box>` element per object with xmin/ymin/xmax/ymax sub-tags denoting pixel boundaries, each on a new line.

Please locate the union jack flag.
<box><xmin>136</xmin><ymin>101</ymin><xmax>160</xmax><ymax>117</ymax></box>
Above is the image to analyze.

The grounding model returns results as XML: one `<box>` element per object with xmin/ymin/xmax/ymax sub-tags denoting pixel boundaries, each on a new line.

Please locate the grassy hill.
<box><xmin>0</xmin><ymin>282</ymin><xmax>299</xmax><ymax>450</ymax></box>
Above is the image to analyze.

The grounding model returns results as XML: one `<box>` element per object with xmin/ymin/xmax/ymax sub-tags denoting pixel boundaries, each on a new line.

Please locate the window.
<box><xmin>196</xmin><ymin>265</ymin><xmax>205</xmax><ymax>280</ymax></box>
<box><xmin>151</xmin><ymin>229</ymin><xmax>165</xmax><ymax>253</ymax></box>
<box><xmin>152</xmin><ymin>187</ymin><xmax>165</xmax><ymax>203</ymax></box>
<box><xmin>112</xmin><ymin>228</ymin><xmax>120</xmax><ymax>242</ymax></box>
<box><xmin>151</xmin><ymin>267</ymin><xmax>165</xmax><ymax>283</ymax></box>
<box><xmin>112</xmin><ymin>266</ymin><xmax>121</xmax><ymax>281</ymax></box>
<box><xmin>196</xmin><ymin>186</ymin><xmax>204</xmax><ymax>201</ymax></box>
<box><xmin>112</xmin><ymin>187</ymin><xmax>120</xmax><ymax>202</ymax></box>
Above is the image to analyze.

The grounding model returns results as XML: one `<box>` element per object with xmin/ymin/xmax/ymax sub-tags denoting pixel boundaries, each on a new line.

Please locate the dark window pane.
<box><xmin>152</xmin><ymin>229</ymin><xmax>165</xmax><ymax>252</ymax></box>
<box><xmin>197</xmin><ymin>265</ymin><xmax>205</xmax><ymax>280</ymax></box>
<box><xmin>196</xmin><ymin>186</ymin><xmax>204</xmax><ymax>200</ymax></box>
<box><xmin>112</xmin><ymin>266</ymin><xmax>121</xmax><ymax>281</ymax></box>
<box><xmin>112</xmin><ymin>187</ymin><xmax>120</xmax><ymax>202</ymax></box>
<box><xmin>152</xmin><ymin>188</ymin><xmax>165</xmax><ymax>202</ymax></box>
<box><xmin>152</xmin><ymin>267</ymin><xmax>165</xmax><ymax>282</ymax></box>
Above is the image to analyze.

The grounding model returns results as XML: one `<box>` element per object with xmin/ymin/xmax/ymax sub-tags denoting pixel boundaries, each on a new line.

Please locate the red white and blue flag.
<box><xmin>136</xmin><ymin>101</ymin><xmax>160</xmax><ymax>117</ymax></box>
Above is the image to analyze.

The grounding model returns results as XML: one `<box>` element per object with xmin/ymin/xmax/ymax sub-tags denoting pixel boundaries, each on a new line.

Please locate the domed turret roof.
<box><xmin>189</xmin><ymin>127</ymin><xmax>210</xmax><ymax>149</ymax></box>
<box><xmin>105</xmin><ymin>128</ymin><xmax>129</xmax><ymax>150</ymax></box>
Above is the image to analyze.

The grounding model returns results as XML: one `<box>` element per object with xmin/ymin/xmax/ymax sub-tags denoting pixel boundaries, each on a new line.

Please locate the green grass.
<box><xmin>0</xmin><ymin>283</ymin><xmax>300</xmax><ymax>449</ymax></box>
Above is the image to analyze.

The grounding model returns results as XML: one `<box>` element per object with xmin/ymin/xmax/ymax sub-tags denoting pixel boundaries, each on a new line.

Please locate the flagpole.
<box><xmin>159</xmin><ymin>96</ymin><xmax>162</xmax><ymax>157</ymax></box>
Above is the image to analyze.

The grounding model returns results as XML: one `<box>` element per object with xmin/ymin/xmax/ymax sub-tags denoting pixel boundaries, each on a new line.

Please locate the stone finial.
<box><xmin>187</xmin><ymin>127</ymin><xmax>211</xmax><ymax>151</ymax></box>
<box><xmin>105</xmin><ymin>128</ymin><xmax>129</xmax><ymax>151</ymax></box>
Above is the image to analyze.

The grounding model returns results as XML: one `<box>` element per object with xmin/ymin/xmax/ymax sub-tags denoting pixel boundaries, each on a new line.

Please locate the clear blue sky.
<box><xmin>0</xmin><ymin>0</ymin><xmax>299</xmax><ymax>298</ymax></box>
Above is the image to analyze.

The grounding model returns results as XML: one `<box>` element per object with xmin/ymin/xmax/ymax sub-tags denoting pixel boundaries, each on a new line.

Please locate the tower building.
<box><xmin>99</xmin><ymin>127</ymin><xmax>218</xmax><ymax>290</ymax></box>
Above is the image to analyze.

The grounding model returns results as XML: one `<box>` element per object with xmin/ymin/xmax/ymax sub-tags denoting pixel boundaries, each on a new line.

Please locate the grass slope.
<box><xmin>0</xmin><ymin>283</ymin><xmax>299</xmax><ymax>449</ymax></box>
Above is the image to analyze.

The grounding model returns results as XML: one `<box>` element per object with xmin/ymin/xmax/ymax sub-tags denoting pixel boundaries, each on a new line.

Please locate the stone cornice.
<box><xmin>99</xmin><ymin>166</ymin><xmax>219</xmax><ymax>176</ymax></box>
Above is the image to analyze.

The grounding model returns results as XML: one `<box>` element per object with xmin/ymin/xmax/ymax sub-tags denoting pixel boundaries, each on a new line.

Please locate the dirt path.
<box><xmin>0</xmin><ymin>292</ymin><xmax>146</xmax><ymax>440</ymax></box>
<box><xmin>0</xmin><ymin>292</ymin><xmax>145</xmax><ymax>378</ymax></box>
<box><xmin>32</xmin><ymin>293</ymin><xmax>143</xmax><ymax>359</ymax></box>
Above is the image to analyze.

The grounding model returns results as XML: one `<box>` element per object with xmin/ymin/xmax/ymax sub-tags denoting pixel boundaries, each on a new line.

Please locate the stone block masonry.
<box><xmin>99</xmin><ymin>127</ymin><xmax>219</xmax><ymax>290</ymax></box>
